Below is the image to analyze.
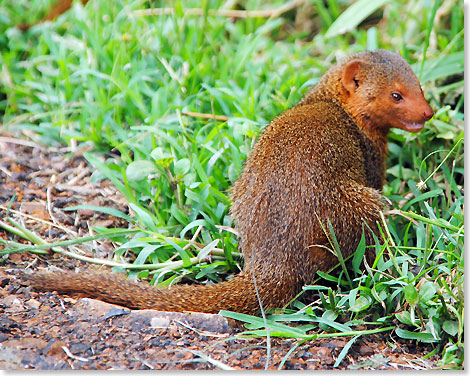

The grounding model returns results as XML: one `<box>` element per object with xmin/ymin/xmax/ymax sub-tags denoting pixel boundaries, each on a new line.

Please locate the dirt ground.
<box><xmin>0</xmin><ymin>134</ymin><xmax>439</xmax><ymax>370</ymax></box>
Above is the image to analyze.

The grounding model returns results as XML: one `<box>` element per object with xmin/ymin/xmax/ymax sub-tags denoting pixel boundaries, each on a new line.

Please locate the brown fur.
<box><xmin>26</xmin><ymin>50</ymin><xmax>433</xmax><ymax>315</ymax></box>
<box><xmin>18</xmin><ymin>0</ymin><xmax>89</xmax><ymax>31</ymax></box>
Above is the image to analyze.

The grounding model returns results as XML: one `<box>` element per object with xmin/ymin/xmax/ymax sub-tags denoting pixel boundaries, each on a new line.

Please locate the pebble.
<box><xmin>25</xmin><ymin>299</ymin><xmax>41</xmax><ymax>310</ymax></box>
<box><xmin>4</xmin><ymin>296</ymin><xmax>25</xmax><ymax>313</ymax></box>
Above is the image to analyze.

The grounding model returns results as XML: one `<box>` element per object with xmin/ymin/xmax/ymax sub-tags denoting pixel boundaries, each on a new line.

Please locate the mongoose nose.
<box><xmin>423</xmin><ymin>107</ymin><xmax>434</xmax><ymax>121</ymax></box>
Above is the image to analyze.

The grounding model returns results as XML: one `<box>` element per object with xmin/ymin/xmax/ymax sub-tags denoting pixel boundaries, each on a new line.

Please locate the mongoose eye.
<box><xmin>391</xmin><ymin>92</ymin><xmax>403</xmax><ymax>102</ymax></box>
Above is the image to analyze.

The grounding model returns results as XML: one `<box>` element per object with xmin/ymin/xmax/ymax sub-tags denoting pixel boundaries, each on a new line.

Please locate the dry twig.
<box><xmin>181</xmin><ymin>111</ymin><xmax>229</xmax><ymax>122</ymax></box>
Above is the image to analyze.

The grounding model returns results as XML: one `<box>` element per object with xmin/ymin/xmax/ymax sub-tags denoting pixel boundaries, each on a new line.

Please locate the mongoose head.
<box><xmin>339</xmin><ymin>50</ymin><xmax>434</xmax><ymax>133</ymax></box>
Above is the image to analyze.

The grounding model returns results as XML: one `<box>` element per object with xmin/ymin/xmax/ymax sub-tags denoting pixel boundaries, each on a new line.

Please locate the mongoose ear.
<box><xmin>341</xmin><ymin>61</ymin><xmax>363</xmax><ymax>95</ymax></box>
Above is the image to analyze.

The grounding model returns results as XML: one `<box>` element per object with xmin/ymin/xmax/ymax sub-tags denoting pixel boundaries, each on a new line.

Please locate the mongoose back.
<box><xmin>18</xmin><ymin>0</ymin><xmax>89</xmax><ymax>31</ymax></box>
<box><xmin>27</xmin><ymin>50</ymin><xmax>434</xmax><ymax>315</ymax></box>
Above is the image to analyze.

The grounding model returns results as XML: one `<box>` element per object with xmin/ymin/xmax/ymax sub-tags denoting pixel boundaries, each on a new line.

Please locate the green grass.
<box><xmin>0</xmin><ymin>0</ymin><xmax>464</xmax><ymax>369</ymax></box>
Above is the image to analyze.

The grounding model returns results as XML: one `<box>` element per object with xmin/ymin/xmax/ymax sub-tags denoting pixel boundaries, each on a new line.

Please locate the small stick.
<box><xmin>61</xmin><ymin>346</ymin><xmax>89</xmax><ymax>363</ymax></box>
<box><xmin>0</xmin><ymin>136</ymin><xmax>40</xmax><ymax>148</ymax></box>
<box><xmin>181</xmin><ymin>111</ymin><xmax>229</xmax><ymax>122</ymax></box>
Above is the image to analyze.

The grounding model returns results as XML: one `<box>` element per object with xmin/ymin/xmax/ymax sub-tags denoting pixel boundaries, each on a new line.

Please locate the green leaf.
<box><xmin>180</xmin><ymin>219</ymin><xmax>208</xmax><ymax>239</ymax></box>
<box><xmin>192</xmin><ymin>156</ymin><xmax>209</xmax><ymax>184</ymax></box>
<box><xmin>349</xmin><ymin>295</ymin><xmax>372</xmax><ymax>312</ymax></box>
<box><xmin>404</xmin><ymin>284</ymin><xmax>419</xmax><ymax>305</ymax></box>
<box><xmin>197</xmin><ymin>239</ymin><xmax>220</xmax><ymax>261</ymax></box>
<box><xmin>386</xmin><ymin>165</ymin><xmax>416</xmax><ymax>180</ymax></box>
<box><xmin>400</xmin><ymin>211</ymin><xmax>462</xmax><ymax>233</ymax></box>
<box><xmin>316</xmin><ymin>271</ymin><xmax>339</xmax><ymax>282</ymax></box>
<box><xmin>128</xmin><ymin>203</ymin><xmax>158</xmax><ymax>232</ymax></box>
<box><xmin>84</xmin><ymin>152</ymin><xmax>127</xmax><ymax>196</ymax></box>
<box><xmin>352</xmin><ymin>229</ymin><xmax>366</xmax><ymax>274</ymax></box>
<box><xmin>219</xmin><ymin>311</ymin><xmax>308</xmax><ymax>337</ymax></box>
<box><xmin>326</xmin><ymin>221</ymin><xmax>352</xmax><ymax>286</ymax></box>
<box><xmin>162</xmin><ymin>236</ymin><xmax>192</xmax><ymax>268</ymax></box>
<box><xmin>413</xmin><ymin>52</ymin><xmax>464</xmax><ymax>83</ymax></box>
<box><xmin>325</xmin><ymin>0</ymin><xmax>389</xmax><ymax>38</ymax></box>
<box><xmin>334</xmin><ymin>335</ymin><xmax>359</xmax><ymax>367</ymax></box>
<box><xmin>174</xmin><ymin>158</ymin><xmax>191</xmax><ymax>178</ymax></box>
<box><xmin>126</xmin><ymin>160</ymin><xmax>158</xmax><ymax>181</ymax></box>
<box><xmin>370</xmin><ymin>283</ymin><xmax>387</xmax><ymax>303</ymax></box>
<box><xmin>442</xmin><ymin>320</ymin><xmax>459</xmax><ymax>337</ymax></box>
<box><xmin>396</xmin><ymin>311</ymin><xmax>419</xmax><ymax>326</ymax></box>
<box><xmin>150</xmin><ymin>147</ymin><xmax>174</xmax><ymax>167</ymax></box>
<box><xmin>170</xmin><ymin>203</ymin><xmax>188</xmax><ymax>225</ymax></box>
<box><xmin>317</xmin><ymin>311</ymin><xmax>351</xmax><ymax>332</ymax></box>
<box><xmin>395</xmin><ymin>328</ymin><xmax>438</xmax><ymax>342</ymax></box>
<box><xmin>419</xmin><ymin>282</ymin><xmax>437</xmax><ymax>303</ymax></box>
<box><xmin>432</xmin><ymin>119</ymin><xmax>460</xmax><ymax>140</ymax></box>
<box><xmin>402</xmin><ymin>189</ymin><xmax>443</xmax><ymax>211</ymax></box>
<box><xmin>64</xmin><ymin>204</ymin><xmax>133</xmax><ymax>222</ymax></box>
<box><xmin>322</xmin><ymin>309</ymin><xmax>338</xmax><ymax>322</ymax></box>
<box><xmin>133</xmin><ymin>244</ymin><xmax>162</xmax><ymax>265</ymax></box>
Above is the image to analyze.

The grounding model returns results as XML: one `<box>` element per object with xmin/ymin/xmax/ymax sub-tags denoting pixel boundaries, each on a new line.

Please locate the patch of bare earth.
<box><xmin>0</xmin><ymin>135</ymin><xmax>439</xmax><ymax>370</ymax></box>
